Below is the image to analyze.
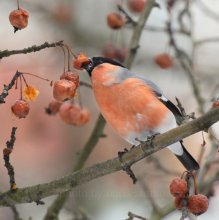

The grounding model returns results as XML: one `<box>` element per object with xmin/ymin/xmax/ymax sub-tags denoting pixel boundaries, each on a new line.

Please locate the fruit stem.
<box><xmin>22</xmin><ymin>72</ymin><xmax>50</xmax><ymax>82</ymax></box>
<box><xmin>191</xmin><ymin>173</ymin><xmax>198</xmax><ymax>195</ymax></box>
<box><xmin>19</xmin><ymin>75</ymin><xmax>23</xmax><ymax>100</ymax></box>
<box><xmin>64</xmin><ymin>44</ymin><xmax>71</xmax><ymax>72</ymax></box>
<box><xmin>60</xmin><ymin>46</ymin><xmax>66</xmax><ymax>73</ymax></box>
<box><xmin>21</xmin><ymin>74</ymin><xmax>29</xmax><ymax>87</ymax></box>
<box><xmin>16</xmin><ymin>0</ymin><xmax>20</xmax><ymax>10</ymax></box>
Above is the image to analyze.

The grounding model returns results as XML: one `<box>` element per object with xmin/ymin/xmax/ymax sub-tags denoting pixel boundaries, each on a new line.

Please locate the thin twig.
<box><xmin>0</xmin><ymin>41</ymin><xmax>64</xmax><ymax>59</ymax></box>
<box><xmin>0</xmin><ymin>71</ymin><xmax>21</xmax><ymax>104</ymax></box>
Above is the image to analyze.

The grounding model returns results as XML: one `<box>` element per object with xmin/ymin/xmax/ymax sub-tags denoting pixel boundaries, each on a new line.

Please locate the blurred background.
<box><xmin>0</xmin><ymin>0</ymin><xmax>219</xmax><ymax>219</ymax></box>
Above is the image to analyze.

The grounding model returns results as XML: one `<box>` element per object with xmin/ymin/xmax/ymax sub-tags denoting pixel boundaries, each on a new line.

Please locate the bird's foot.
<box><xmin>146</xmin><ymin>133</ymin><xmax>160</xmax><ymax>147</ymax></box>
<box><xmin>118</xmin><ymin>148</ymin><xmax>137</xmax><ymax>184</ymax></box>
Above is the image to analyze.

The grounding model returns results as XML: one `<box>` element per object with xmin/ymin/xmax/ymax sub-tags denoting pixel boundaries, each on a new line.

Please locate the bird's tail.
<box><xmin>175</xmin><ymin>142</ymin><xmax>199</xmax><ymax>171</ymax></box>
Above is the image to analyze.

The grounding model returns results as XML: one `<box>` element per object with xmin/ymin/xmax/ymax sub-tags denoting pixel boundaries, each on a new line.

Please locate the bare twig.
<box><xmin>0</xmin><ymin>107</ymin><xmax>218</xmax><ymax>206</ymax></box>
<box><xmin>126</xmin><ymin>211</ymin><xmax>149</xmax><ymax>220</ymax></box>
<box><xmin>0</xmin><ymin>71</ymin><xmax>22</xmax><ymax>104</ymax></box>
<box><xmin>3</xmin><ymin>127</ymin><xmax>18</xmax><ymax>190</ymax></box>
<box><xmin>0</xmin><ymin>41</ymin><xmax>64</xmax><ymax>59</ymax></box>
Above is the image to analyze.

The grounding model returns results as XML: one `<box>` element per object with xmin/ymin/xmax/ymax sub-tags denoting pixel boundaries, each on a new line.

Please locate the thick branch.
<box><xmin>0</xmin><ymin>107</ymin><xmax>218</xmax><ymax>207</ymax></box>
<box><xmin>0</xmin><ymin>41</ymin><xmax>64</xmax><ymax>59</ymax></box>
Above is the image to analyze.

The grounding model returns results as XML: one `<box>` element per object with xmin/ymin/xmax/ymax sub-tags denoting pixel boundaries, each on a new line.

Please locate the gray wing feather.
<box><xmin>115</xmin><ymin>67</ymin><xmax>163</xmax><ymax>97</ymax></box>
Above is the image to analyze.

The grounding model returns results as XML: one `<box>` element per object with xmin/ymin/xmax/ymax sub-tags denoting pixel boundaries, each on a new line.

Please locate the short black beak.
<box><xmin>83</xmin><ymin>59</ymin><xmax>93</xmax><ymax>76</ymax></box>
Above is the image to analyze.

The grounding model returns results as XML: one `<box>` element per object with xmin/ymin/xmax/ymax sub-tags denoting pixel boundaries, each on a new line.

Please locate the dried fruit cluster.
<box><xmin>49</xmin><ymin>53</ymin><xmax>90</xmax><ymax>126</ymax></box>
<box><xmin>169</xmin><ymin>173</ymin><xmax>209</xmax><ymax>216</ymax></box>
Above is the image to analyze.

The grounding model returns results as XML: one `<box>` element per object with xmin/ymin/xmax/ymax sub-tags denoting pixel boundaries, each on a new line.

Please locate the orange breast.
<box><xmin>92</xmin><ymin>64</ymin><xmax>169</xmax><ymax>138</ymax></box>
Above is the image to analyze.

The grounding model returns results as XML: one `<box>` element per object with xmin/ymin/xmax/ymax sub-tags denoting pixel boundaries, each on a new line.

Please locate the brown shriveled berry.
<box><xmin>60</xmin><ymin>72</ymin><xmax>80</xmax><ymax>88</ymax></box>
<box><xmin>212</xmin><ymin>100</ymin><xmax>219</xmax><ymax>108</ymax></box>
<box><xmin>102</xmin><ymin>44</ymin><xmax>118</xmax><ymax>60</ymax></box>
<box><xmin>107</xmin><ymin>12</ymin><xmax>125</xmax><ymax>30</ymax></box>
<box><xmin>9</xmin><ymin>8</ymin><xmax>29</xmax><ymax>32</ymax></box>
<box><xmin>187</xmin><ymin>194</ymin><xmax>209</xmax><ymax>215</ymax></box>
<box><xmin>53</xmin><ymin>79</ymin><xmax>76</xmax><ymax>102</ymax></box>
<box><xmin>11</xmin><ymin>99</ymin><xmax>30</xmax><ymax>119</ymax></box>
<box><xmin>127</xmin><ymin>0</ymin><xmax>147</xmax><ymax>13</ymax></box>
<box><xmin>73</xmin><ymin>53</ymin><xmax>90</xmax><ymax>70</ymax></box>
<box><xmin>45</xmin><ymin>100</ymin><xmax>62</xmax><ymax>115</ymax></box>
<box><xmin>154</xmin><ymin>53</ymin><xmax>173</xmax><ymax>69</ymax></box>
<box><xmin>169</xmin><ymin>178</ymin><xmax>188</xmax><ymax>198</ymax></box>
<box><xmin>59</xmin><ymin>103</ymin><xmax>90</xmax><ymax>126</ymax></box>
<box><xmin>102</xmin><ymin>44</ymin><xmax>127</xmax><ymax>63</ymax></box>
<box><xmin>3</xmin><ymin>148</ymin><xmax>13</xmax><ymax>156</ymax></box>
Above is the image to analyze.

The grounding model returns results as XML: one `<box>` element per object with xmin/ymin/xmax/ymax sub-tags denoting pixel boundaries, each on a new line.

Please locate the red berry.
<box><xmin>154</xmin><ymin>53</ymin><xmax>173</xmax><ymax>69</ymax></box>
<box><xmin>53</xmin><ymin>79</ymin><xmax>76</xmax><ymax>102</ymax></box>
<box><xmin>169</xmin><ymin>178</ymin><xmax>187</xmax><ymax>198</ymax></box>
<box><xmin>73</xmin><ymin>53</ymin><xmax>90</xmax><ymax>70</ymax></box>
<box><xmin>187</xmin><ymin>194</ymin><xmax>209</xmax><ymax>215</ymax></box>
<box><xmin>45</xmin><ymin>100</ymin><xmax>62</xmax><ymax>115</ymax></box>
<box><xmin>127</xmin><ymin>0</ymin><xmax>147</xmax><ymax>13</ymax></box>
<box><xmin>11</xmin><ymin>99</ymin><xmax>30</xmax><ymax>119</ymax></box>
<box><xmin>59</xmin><ymin>103</ymin><xmax>90</xmax><ymax>126</ymax></box>
<box><xmin>107</xmin><ymin>12</ymin><xmax>125</xmax><ymax>30</ymax></box>
<box><xmin>60</xmin><ymin>71</ymin><xmax>80</xmax><ymax>88</ymax></box>
<box><xmin>9</xmin><ymin>8</ymin><xmax>29</xmax><ymax>32</ymax></box>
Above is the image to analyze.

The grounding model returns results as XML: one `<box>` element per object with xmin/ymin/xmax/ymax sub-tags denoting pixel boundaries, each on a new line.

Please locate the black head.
<box><xmin>82</xmin><ymin>57</ymin><xmax>125</xmax><ymax>76</ymax></box>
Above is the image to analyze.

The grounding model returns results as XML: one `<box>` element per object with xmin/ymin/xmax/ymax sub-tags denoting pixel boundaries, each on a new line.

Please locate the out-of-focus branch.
<box><xmin>194</xmin><ymin>37</ymin><xmax>219</xmax><ymax>47</ymax></box>
<box><xmin>124</xmin><ymin>0</ymin><xmax>156</xmax><ymax>68</ymax></box>
<box><xmin>0</xmin><ymin>107</ymin><xmax>218</xmax><ymax>206</ymax></box>
<box><xmin>0</xmin><ymin>41</ymin><xmax>64</xmax><ymax>59</ymax></box>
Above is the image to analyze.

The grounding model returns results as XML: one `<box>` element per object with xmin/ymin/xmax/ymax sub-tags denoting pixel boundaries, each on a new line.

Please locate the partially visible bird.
<box><xmin>81</xmin><ymin>56</ymin><xmax>199</xmax><ymax>171</ymax></box>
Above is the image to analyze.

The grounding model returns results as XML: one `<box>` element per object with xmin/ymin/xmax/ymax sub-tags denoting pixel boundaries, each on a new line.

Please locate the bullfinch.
<box><xmin>82</xmin><ymin>56</ymin><xmax>199</xmax><ymax>171</ymax></box>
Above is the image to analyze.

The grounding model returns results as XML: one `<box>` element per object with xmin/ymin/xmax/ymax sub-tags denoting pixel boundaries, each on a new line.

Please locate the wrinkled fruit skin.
<box><xmin>11</xmin><ymin>100</ymin><xmax>30</xmax><ymax>119</ymax></box>
<box><xmin>73</xmin><ymin>53</ymin><xmax>90</xmax><ymax>70</ymax></box>
<box><xmin>154</xmin><ymin>53</ymin><xmax>173</xmax><ymax>69</ymax></box>
<box><xmin>60</xmin><ymin>72</ymin><xmax>80</xmax><ymax>88</ymax></box>
<box><xmin>53</xmin><ymin>79</ymin><xmax>76</xmax><ymax>102</ymax></box>
<box><xmin>127</xmin><ymin>0</ymin><xmax>147</xmax><ymax>13</ymax></box>
<box><xmin>46</xmin><ymin>100</ymin><xmax>62</xmax><ymax>115</ymax></box>
<box><xmin>9</xmin><ymin>8</ymin><xmax>29</xmax><ymax>31</ymax></box>
<box><xmin>107</xmin><ymin>12</ymin><xmax>125</xmax><ymax>29</ymax></box>
<box><xmin>59</xmin><ymin>103</ymin><xmax>90</xmax><ymax>126</ymax></box>
<box><xmin>187</xmin><ymin>194</ymin><xmax>209</xmax><ymax>215</ymax></box>
<box><xmin>170</xmin><ymin>178</ymin><xmax>188</xmax><ymax>198</ymax></box>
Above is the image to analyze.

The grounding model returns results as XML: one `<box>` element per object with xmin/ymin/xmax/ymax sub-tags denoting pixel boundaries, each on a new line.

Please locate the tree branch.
<box><xmin>0</xmin><ymin>41</ymin><xmax>64</xmax><ymax>59</ymax></box>
<box><xmin>0</xmin><ymin>107</ymin><xmax>218</xmax><ymax>207</ymax></box>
